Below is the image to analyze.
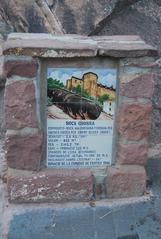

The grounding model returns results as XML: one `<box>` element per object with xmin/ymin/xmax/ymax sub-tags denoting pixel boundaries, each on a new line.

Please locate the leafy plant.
<box><xmin>47</xmin><ymin>77</ymin><xmax>64</xmax><ymax>89</ymax></box>
<box><xmin>72</xmin><ymin>85</ymin><xmax>82</xmax><ymax>94</ymax></box>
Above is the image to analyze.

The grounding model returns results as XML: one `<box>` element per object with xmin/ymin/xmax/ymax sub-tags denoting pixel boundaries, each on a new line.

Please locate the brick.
<box><xmin>117</xmin><ymin>143</ymin><xmax>148</xmax><ymax>165</ymax></box>
<box><xmin>8</xmin><ymin>169</ymin><xmax>93</xmax><ymax>203</ymax></box>
<box><xmin>106</xmin><ymin>166</ymin><xmax>146</xmax><ymax>198</ymax></box>
<box><xmin>117</xmin><ymin>103</ymin><xmax>152</xmax><ymax>140</ymax></box>
<box><xmin>4</xmin><ymin>59</ymin><xmax>38</xmax><ymax>78</ymax></box>
<box><xmin>5</xmin><ymin>131</ymin><xmax>43</xmax><ymax>170</ymax></box>
<box><xmin>120</xmin><ymin>73</ymin><xmax>154</xmax><ymax>99</ymax></box>
<box><xmin>5</xmin><ymin>80</ymin><xmax>38</xmax><ymax>129</ymax></box>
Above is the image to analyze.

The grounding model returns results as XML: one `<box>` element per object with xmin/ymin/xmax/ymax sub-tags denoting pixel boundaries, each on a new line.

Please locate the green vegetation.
<box><xmin>47</xmin><ymin>97</ymin><xmax>53</xmax><ymax>106</ymax></box>
<box><xmin>47</xmin><ymin>77</ymin><xmax>64</xmax><ymax>89</ymax></box>
<box><xmin>98</xmin><ymin>94</ymin><xmax>109</xmax><ymax>104</ymax></box>
<box><xmin>71</xmin><ymin>85</ymin><xmax>95</xmax><ymax>101</ymax></box>
<box><xmin>71</xmin><ymin>85</ymin><xmax>81</xmax><ymax>95</ymax></box>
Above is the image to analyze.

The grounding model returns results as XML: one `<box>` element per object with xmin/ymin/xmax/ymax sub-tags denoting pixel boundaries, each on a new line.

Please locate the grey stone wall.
<box><xmin>0</xmin><ymin>86</ymin><xmax>5</xmax><ymax>137</ymax></box>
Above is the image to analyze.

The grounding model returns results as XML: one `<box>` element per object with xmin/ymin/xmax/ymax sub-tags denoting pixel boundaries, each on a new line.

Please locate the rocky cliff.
<box><xmin>0</xmin><ymin>0</ymin><xmax>144</xmax><ymax>36</ymax></box>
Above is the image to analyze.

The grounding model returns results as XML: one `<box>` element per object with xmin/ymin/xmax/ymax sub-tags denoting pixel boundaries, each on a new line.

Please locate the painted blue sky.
<box><xmin>47</xmin><ymin>68</ymin><xmax>117</xmax><ymax>89</ymax></box>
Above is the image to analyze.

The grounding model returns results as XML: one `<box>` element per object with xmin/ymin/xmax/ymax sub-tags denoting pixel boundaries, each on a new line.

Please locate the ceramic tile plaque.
<box><xmin>47</xmin><ymin>68</ymin><xmax>117</xmax><ymax>168</ymax></box>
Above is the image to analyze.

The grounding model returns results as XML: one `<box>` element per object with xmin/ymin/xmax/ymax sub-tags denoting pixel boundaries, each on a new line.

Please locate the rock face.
<box><xmin>0</xmin><ymin>0</ymin><xmax>88</xmax><ymax>34</ymax></box>
<box><xmin>0</xmin><ymin>0</ymin><xmax>141</xmax><ymax>36</ymax></box>
<box><xmin>96</xmin><ymin>0</ymin><xmax>161</xmax><ymax>52</ymax></box>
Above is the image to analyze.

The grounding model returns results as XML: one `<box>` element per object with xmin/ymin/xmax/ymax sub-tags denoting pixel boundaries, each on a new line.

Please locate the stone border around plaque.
<box><xmin>3</xmin><ymin>33</ymin><xmax>158</xmax><ymax>203</ymax></box>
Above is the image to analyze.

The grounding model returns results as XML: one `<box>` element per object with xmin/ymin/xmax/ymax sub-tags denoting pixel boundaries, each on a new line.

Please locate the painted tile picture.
<box><xmin>47</xmin><ymin>67</ymin><xmax>117</xmax><ymax>168</ymax></box>
<box><xmin>47</xmin><ymin>68</ymin><xmax>116</xmax><ymax>120</ymax></box>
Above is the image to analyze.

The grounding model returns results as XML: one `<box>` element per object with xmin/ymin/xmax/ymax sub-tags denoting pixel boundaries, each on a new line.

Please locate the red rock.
<box><xmin>106</xmin><ymin>165</ymin><xmax>146</xmax><ymax>198</ymax></box>
<box><xmin>117</xmin><ymin>143</ymin><xmax>148</xmax><ymax>165</ymax></box>
<box><xmin>120</xmin><ymin>73</ymin><xmax>154</xmax><ymax>99</ymax></box>
<box><xmin>117</xmin><ymin>103</ymin><xmax>152</xmax><ymax>140</ymax></box>
<box><xmin>4</xmin><ymin>59</ymin><xmax>38</xmax><ymax>78</ymax></box>
<box><xmin>98</xmin><ymin>46</ymin><xmax>158</xmax><ymax>58</ymax></box>
<box><xmin>3</xmin><ymin>34</ymin><xmax>158</xmax><ymax>58</ymax></box>
<box><xmin>5</xmin><ymin>80</ymin><xmax>38</xmax><ymax>129</ymax></box>
<box><xmin>7</xmin><ymin>169</ymin><xmax>93</xmax><ymax>203</ymax></box>
<box><xmin>5</xmin><ymin>131</ymin><xmax>43</xmax><ymax>170</ymax></box>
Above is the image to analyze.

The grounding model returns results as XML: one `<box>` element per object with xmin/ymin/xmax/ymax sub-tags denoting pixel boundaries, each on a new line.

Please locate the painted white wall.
<box><xmin>103</xmin><ymin>100</ymin><xmax>115</xmax><ymax>115</ymax></box>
